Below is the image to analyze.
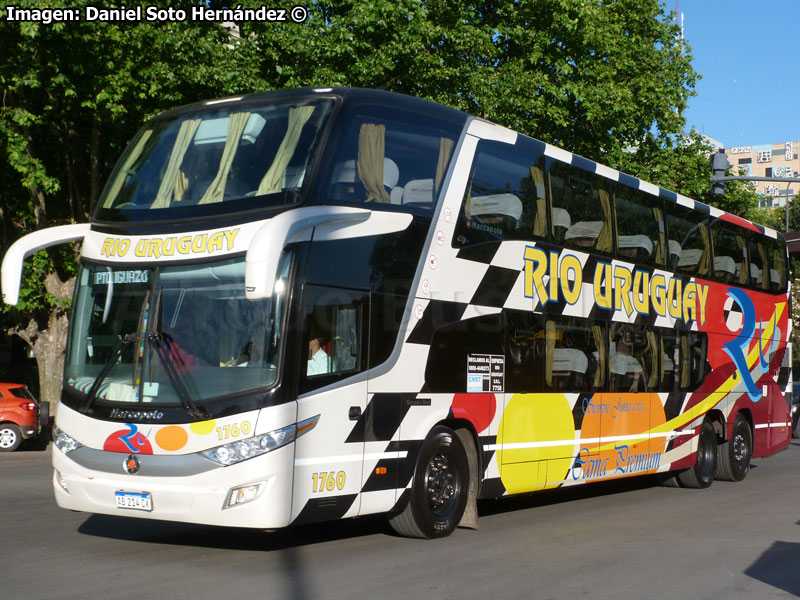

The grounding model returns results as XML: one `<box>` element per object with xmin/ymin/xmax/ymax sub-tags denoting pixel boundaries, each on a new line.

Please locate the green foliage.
<box><xmin>249</xmin><ymin>0</ymin><xmax>696</xmax><ymax>162</ymax></box>
<box><xmin>786</xmin><ymin>197</ymin><xmax>800</xmax><ymax>232</ymax></box>
<box><xmin>0</xmin><ymin>0</ymin><xmax>264</xmax><ymax>332</ymax></box>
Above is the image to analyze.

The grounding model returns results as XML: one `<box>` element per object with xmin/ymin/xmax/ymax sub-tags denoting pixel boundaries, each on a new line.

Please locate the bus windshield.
<box><xmin>65</xmin><ymin>256</ymin><xmax>291</xmax><ymax>408</ymax></box>
<box><xmin>96</xmin><ymin>98</ymin><xmax>333</xmax><ymax>221</ymax></box>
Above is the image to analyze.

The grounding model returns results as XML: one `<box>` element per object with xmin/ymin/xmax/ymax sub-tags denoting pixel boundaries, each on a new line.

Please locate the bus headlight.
<box><xmin>53</xmin><ymin>426</ymin><xmax>83</xmax><ymax>454</ymax></box>
<box><xmin>202</xmin><ymin>415</ymin><xmax>319</xmax><ymax>466</ymax></box>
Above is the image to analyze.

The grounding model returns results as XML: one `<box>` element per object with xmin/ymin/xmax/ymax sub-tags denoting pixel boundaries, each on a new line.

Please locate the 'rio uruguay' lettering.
<box><xmin>522</xmin><ymin>246</ymin><xmax>709</xmax><ymax>325</ymax></box>
<box><xmin>100</xmin><ymin>229</ymin><xmax>240</xmax><ymax>259</ymax></box>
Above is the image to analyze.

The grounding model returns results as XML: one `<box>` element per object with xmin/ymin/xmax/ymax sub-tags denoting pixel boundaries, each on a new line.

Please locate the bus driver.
<box><xmin>307</xmin><ymin>335</ymin><xmax>330</xmax><ymax>376</ymax></box>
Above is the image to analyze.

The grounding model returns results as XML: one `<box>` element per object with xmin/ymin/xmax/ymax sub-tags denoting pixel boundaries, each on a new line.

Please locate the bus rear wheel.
<box><xmin>714</xmin><ymin>414</ymin><xmax>751</xmax><ymax>482</ymax></box>
<box><xmin>389</xmin><ymin>425</ymin><xmax>469</xmax><ymax>539</ymax></box>
<box><xmin>677</xmin><ymin>421</ymin><xmax>716</xmax><ymax>489</ymax></box>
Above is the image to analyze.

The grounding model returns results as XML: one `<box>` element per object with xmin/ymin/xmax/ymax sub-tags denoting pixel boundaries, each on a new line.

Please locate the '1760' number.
<box><xmin>216</xmin><ymin>421</ymin><xmax>251</xmax><ymax>441</ymax></box>
<box><xmin>311</xmin><ymin>471</ymin><xmax>346</xmax><ymax>493</ymax></box>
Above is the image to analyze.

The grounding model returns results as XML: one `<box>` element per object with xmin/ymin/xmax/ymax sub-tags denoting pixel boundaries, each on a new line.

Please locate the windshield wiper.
<box><xmin>148</xmin><ymin>331</ymin><xmax>209</xmax><ymax>420</ymax></box>
<box><xmin>147</xmin><ymin>288</ymin><xmax>208</xmax><ymax>420</ymax></box>
<box><xmin>79</xmin><ymin>332</ymin><xmax>138</xmax><ymax>413</ymax></box>
<box><xmin>79</xmin><ymin>331</ymin><xmax>209</xmax><ymax>420</ymax></box>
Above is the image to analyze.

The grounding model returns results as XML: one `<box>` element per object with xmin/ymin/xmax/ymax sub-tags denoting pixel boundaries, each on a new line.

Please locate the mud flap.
<box><xmin>456</xmin><ymin>428</ymin><xmax>480</xmax><ymax>530</ymax></box>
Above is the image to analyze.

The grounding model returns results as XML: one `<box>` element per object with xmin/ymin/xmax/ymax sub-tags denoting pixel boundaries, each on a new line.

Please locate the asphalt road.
<box><xmin>2</xmin><ymin>440</ymin><xmax>800</xmax><ymax>600</ymax></box>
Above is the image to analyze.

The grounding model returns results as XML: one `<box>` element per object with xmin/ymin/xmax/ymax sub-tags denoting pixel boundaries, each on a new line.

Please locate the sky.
<box><xmin>678</xmin><ymin>0</ymin><xmax>800</xmax><ymax>148</ymax></box>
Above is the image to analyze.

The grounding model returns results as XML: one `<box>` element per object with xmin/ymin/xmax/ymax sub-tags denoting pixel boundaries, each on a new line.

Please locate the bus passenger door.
<box><xmin>291</xmin><ymin>285</ymin><xmax>370</xmax><ymax>525</ymax></box>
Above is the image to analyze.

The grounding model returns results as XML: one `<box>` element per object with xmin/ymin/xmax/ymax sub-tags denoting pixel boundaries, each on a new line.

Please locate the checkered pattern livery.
<box><xmin>293</xmin><ymin>116</ymin><xmax>792</xmax><ymax>523</ymax></box>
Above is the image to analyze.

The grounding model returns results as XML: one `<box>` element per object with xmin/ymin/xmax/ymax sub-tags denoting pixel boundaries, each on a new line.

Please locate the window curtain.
<box><xmin>680</xmin><ymin>334</ymin><xmax>690</xmax><ymax>389</ymax></box>
<box><xmin>464</xmin><ymin>180</ymin><xmax>473</xmax><ymax>219</ymax></box>
<box><xmin>653</xmin><ymin>207</ymin><xmax>665</xmax><ymax>264</ymax></box>
<box><xmin>592</xmin><ymin>324</ymin><xmax>606</xmax><ymax>389</ymax></box>
<box><xmin>757</xmin><ymin>242</ymin><xmax>769</xmax><ymax>290</ymax></box>
<box><xmin>199</xmin><ymin>112</ymin><xmax>251</xmax><ymax>205</ymax></box>
<box><xmin>697</xmin><ymin>224</ymin><xmax>711</xmax><ymax>275</ymax></box>
<box><xmin>152</xmin><ymin>119</ymin><xmax>201</xmax><ymax>209</ymax></box>
<box><xmin>435</xmin><ymin>137</ymin><xmax>454</xmax><ymax>193</ymax></box>
<box><xmin>358</xmin><ymin>123</ymin><xmax>390</xmax><ymax>203</ymax></box>
<box><xmin>646</xmin><ymin>331</ymin><xmax>659</xmax><ymax>389</ymax></box>
<box><xmin>333</xmin><ymin>308</ymin><xmax>358</xmax><ymax>372</ymax></box>
<box><xmin>596</xmin><ymin>189</ymin><xmax>613</xmax><ymax>252</ymax></box>
<box><xmin>545</xmin><ymin>320</ymin><xmax>556</xmax><ymax>387</ymax></box>
<box><xmin>773</xmin><ymin>247</ymin><xmax>786</xmax><ymax>289</ymax></box>
<box><xmin>103</xmin><ymin>130</ymin><xmax>153</xmax><ymax>208</ymax></box>
<box><xmin>735</xmin><ymin>235</ymin><xmax>749</xmax><ymax>285</ymax></box>
<box><xmin>257</xmin><ymin>105</ymin><xmax>315</xmax><ymax>196</ymax></box>
<box><xmin>531</xmin><ymin>165</ymin><xmax>547</xmax><ymax>237</ymax></box>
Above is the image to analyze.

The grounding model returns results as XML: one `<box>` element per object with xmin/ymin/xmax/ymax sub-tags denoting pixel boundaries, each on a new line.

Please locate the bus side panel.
<box><xmin>291</xmin><ymin>382</ymin><xmax>368</xmax><ymax>525</ymax></box>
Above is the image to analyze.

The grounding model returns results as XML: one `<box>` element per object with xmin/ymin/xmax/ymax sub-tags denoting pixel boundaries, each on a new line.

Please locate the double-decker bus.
<box><xmin>2</xmin><ymin>88</ymin><xmax>792</xmax><ymax>539</ymax></box>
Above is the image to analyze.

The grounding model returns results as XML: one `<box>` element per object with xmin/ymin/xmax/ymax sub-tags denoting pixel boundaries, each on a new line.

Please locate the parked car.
<box><xmin>0</xmin><ymin>383</ymin><xmax>40</xmax><ymax>451</ymax></box>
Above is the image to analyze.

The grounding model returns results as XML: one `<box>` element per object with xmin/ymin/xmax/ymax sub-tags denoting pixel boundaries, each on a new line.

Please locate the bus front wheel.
<box><xmin>677</xmin><ymin>421</ymin><xmax>717</xmax><ymax>489</ymax></box>
<box><xmin>389</xmin><ymin>425</ymin><xmax>469</xmax><ymax>539</ymax></box>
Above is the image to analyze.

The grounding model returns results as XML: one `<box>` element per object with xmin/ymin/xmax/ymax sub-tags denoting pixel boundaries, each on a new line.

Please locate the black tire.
<box><xmin>677</xmin><ymin>421</ymin><xmax>717</xmax><ymax>489</ymax></box>
<box><xmin>0</xmin><ymin>423</ymin><xmax>23</xmax><ymax>452</ymax></box>
<box><xmin>715</xmin><ymin>414</ymin><xmax>752</xmax><ymax>482</ymax></box>
<box><xmin>389</xmin><ymin>426</ymin><xmax>469</xmax><ymax>539</ymax></box>
<box><xmin>39</xmin><ymin>401</ymin><xmax>50</xmax><ymax>430</ymax></box>
<box><xmin>793</xmin><ymin>411</ymin><xmax>800</xmax><ymax>439</ymax></box>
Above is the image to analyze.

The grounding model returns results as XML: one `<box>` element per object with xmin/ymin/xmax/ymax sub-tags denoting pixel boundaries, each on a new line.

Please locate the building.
<box><xmin>724</xmin><ymin>141</ymin><xmax>800</xmax><ymax>208</ymax></box>
<box><xmin>702</xmin><ymin>135</ymin><xmax>724</xmax><ymax>152</ymax></box>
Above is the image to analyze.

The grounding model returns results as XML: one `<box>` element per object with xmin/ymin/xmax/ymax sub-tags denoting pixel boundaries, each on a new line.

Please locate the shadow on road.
<box><xmin>19</xmin><ymin>437</ymin><xmax>50</xmax><ymax>452</ymax></box>
<box><xmin>477</xmin><ymin>474</ymin><xmax>661</xmax><ymax>517</ymax></box>
<box><xmin>77</xmin><ymin>474</ymin><xmax>661</xmax><ymax>550</ymax></box>
<box><xmin>744</xmin><ymin>541</ymin><xmax>800</xmax><ymax>597</ymax></box>
<box><xmin>77</xmin><ymin>511</ymin><xmax>394</xmax><ymax>551</ymax></box>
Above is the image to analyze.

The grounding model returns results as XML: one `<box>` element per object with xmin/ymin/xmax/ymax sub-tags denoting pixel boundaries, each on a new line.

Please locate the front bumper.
<box><xmin>52</xmin><ymin>442</ymin><xmax>294</xmax><ymax>528</ymax></box>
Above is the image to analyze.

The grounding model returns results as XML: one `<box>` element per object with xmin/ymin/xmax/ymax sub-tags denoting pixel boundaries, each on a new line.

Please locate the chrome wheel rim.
<box><xmin>0</xmin><ymin>428</ymin><xmax>18</xmax><ymax>449</ymax></box>
<box><xmin>425</xmin><ymin>452</ymin><xmax>457</xmax><ymax>515</ymax></box>
<box><xmin>732</xmin><ymin>433</ymin><xmax>748</xmax><ymax>463</ymax></box>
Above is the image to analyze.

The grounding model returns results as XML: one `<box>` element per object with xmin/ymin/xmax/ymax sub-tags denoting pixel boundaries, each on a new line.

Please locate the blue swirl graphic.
<box><xmin>722</xmin><ymin>289</ymin><xmax>760</xmax><ymax>401</ymax></box>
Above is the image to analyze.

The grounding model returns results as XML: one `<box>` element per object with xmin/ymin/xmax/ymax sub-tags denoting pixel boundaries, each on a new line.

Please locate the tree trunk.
<box><xmin>10</xmin><ymin>272</ymin><xmax>75</xmax><ymax>414</ymax></box>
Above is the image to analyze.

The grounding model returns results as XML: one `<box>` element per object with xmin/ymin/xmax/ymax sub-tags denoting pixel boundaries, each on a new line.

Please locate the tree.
<box><xmin>249</xmin><ymin>0</ymin><xmax>697</xmax><ymax>163</ymax></box>
<box><xmin>0</xmin><ymin>0</ymin><xmax>264</xmax><ymax>406</ymax></box>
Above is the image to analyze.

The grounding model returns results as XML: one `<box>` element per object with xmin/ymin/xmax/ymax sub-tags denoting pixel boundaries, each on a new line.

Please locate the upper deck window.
<box><xmin>549</xmin><ymin>161</ymin><xmax>614</xmax><ymax>256</ymax></box>
<box><xmin>453</xmin><ymin>137</ymin><xmax>546</xmax><ymax>247</ymax></box>
<box><xmin>664</xmin><ymin>202</ymin><xmax>711</xmax><ymax>277</ymax></box>
<box><xmin>614</xmin><ymin>185</ymin><xmax>665</xmax><ymax>267</ymax></box>
<box><xmin>320</xmin><ymin>104</ymin><xmax>462</xmax><ymax>215</ymax></box>
<box><xmin>95</xmin><ymin>98</ymin><xmax>333</xmax><ymax>222</ymax></box>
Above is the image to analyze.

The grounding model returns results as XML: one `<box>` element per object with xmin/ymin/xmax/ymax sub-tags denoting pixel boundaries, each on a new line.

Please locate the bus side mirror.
<box><xmin>1</xmin><ymin>223</ymin><xmax>90</xmax><ymax>305</ymax></box>
<box><xmin>245</xmin><ymin>206</ymin><xmax>370</xmax><ymax>300</ymax></box>
<box><xmin>244</xmin><ymin>206</ymin><xmax>412</xmax><ymax>300</ymax></box>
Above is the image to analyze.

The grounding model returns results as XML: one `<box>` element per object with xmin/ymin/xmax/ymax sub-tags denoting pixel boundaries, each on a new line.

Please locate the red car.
<box><xmin>0</xmin><ymin>383</ymin><xmax>40</xmax><ymax>451</ymax></box>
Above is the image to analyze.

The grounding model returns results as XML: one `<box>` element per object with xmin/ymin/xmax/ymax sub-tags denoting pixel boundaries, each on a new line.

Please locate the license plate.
<box><xmin>115</xmin><ymin>491</ymin><xmax>153</xmax><ymax>512</ymax></box>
